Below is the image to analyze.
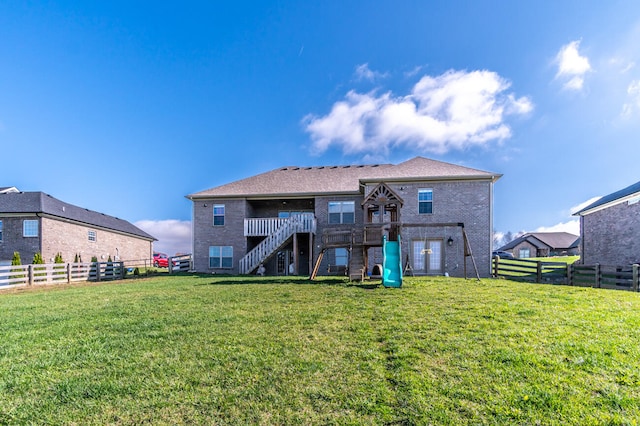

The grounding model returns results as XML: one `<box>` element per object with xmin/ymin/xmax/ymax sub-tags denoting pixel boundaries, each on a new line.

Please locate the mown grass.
<box><xmin>0</xmin><ymin>275</ymin><xmax>639</xmax><ymax>425</ymax></box>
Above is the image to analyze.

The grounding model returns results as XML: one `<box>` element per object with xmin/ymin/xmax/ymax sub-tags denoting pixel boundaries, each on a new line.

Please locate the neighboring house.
<box><xmin>498</xmin><ymin>232</ymin><xmax>580</xmax><ymax>259</ymax></box>
<box><xmin>186</xmin><ymin>156</ymin><xmax>501</xmax><ymax>278</ymax></box>
<box><xmin>573</xmin><ymin>180</ymin><xmax>640</xmax><ymax>265</ymax></box>
<box><xmin>0</xmin><ymin>187</ymin><xmax>19</xmax><ymax>194</ymax></box>
<box><xmin>0</xmin><ymin>191</ymin><xmax>156</xmax><ymax>265</ymax></box>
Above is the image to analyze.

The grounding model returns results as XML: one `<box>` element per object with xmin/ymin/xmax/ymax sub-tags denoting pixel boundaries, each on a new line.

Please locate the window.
<box><xmin>418</xmin><ymin>189</ymin><xmax>433</xmax><ymax>214</ymax></box>
<box><xmin>0</xmin><ymin>220</ymin><xmax>2</xmax><ymax>242</ymax></box>
<box><xmin>334</xmin><ymin>248</ymin><xmax>348</xmax><ymax>266</ymax></box>
<box><xmin>519</xmin><ymin>248</ymin><xmax>530</xmax><ymax>258</ymax></box>
<box><xmin>213</xmin><ymin>205</ymin><xmax>225</xmax><ymax>226</ymax></box>
<box><xmin>328</xmin><ymin>201</ymin><xmax>355</xmax><ymax>224</ymax></box>
<box><xmin>209</xmin><ymin>246</ymin><xmax>233</xmax><ymax>268</ymax></box>
<box><xmin>23</xmin><ymin>220</ymin><xmax>38</xmax><ymax>237</ymax></box>
<box><xmin>88</xmin><ymin>230</ymin><xmax>97</xmax><ymax>242</ymax></box>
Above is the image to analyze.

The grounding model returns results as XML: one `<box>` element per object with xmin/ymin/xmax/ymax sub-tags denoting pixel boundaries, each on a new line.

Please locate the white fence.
<box><xmin>0</xmin><ymin>262</ymin><xmax>125</xmax><ymax>290</ymax></box>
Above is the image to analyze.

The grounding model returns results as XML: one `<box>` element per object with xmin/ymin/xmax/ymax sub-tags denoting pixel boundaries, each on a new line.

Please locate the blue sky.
<box><xmin>2</xmin><ymin>1</ymin><xmax>640</xmax><ymax>254</ymax></box>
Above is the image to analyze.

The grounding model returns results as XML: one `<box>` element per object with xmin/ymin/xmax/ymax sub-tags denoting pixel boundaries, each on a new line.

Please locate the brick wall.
<box><xmin>581</xmin><ymin>201</ymin><xmax>640</xmax><ymax>265</ymax></box>
<box><xmin>192</xmin><ymin>198</ymin><xmax>247</xmax><ymax>273</ymax></box>
<box><xmin>0</xmin><ymin>216</ymin><xmax>152</xmax><ymax>264</ymax></box>
<box><xmin>0</xmin><ymin>216</ymin><xmax>41</xmax><ymax>263</ymax></box>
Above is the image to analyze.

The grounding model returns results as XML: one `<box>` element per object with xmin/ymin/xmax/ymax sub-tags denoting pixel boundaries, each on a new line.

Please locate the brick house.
<box><xmin>0</xmin><ymin>191</ymin><xmax>156</xmax><ymax>265</ymax></box>
<box><xmin>497</xmin><ymin>232</ymin><xmax>580</xmax><ymax>259</ymax></box>
<box><xmin>187</xmin><ymin>156</ymin><xmax>501</xmax><ymax>278</ymax></box>
<box><xmin>574</xmin><ymin>180</ymin><xmax>640</xmax><ymax>265</ymax></box>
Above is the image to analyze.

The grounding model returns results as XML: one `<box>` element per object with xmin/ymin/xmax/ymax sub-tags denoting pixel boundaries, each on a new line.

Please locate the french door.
<box><xmin>413</xmin><ymin>239</ymin><xmax>444</xmax><ymax>274</ymax></box>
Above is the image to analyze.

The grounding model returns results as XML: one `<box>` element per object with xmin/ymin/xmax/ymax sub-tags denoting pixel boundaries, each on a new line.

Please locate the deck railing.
<box><xmin>244</xmin><ymin>214</ymin><xmax>316</xmax><ymax>236</ymax></box>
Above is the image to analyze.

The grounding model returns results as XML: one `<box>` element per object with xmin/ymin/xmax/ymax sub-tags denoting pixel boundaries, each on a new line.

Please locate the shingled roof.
<box><xmin>188</xmin><ymin>156</ymin><xmax>501</xmax><ymax>199</ymax></box>
<box><xmin>574</xmin><ymin>180</ymin><xmax>640</xmax><ymax>216</ymax></box>
<box><xmin>0</xmin><ymin>191</ymin><xmax>156</xmax><ymax>241</ymax></box>
<box><xmin>500</xmin><ymin>232</ymin><xmax>580</xmax><ymax>251</ymax></box>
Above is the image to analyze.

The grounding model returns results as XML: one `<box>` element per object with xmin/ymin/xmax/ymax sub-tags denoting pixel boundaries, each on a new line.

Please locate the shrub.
<box><xmin>32</xmin><ymin>252</ymin><xmax>44</xmax><ymax>264</ymax></box>
<box><xmin>54</xmin><ymin>253</ymin><xmax>64</xmax><ymax>263</ymax></box>
<box><xmin>11</xmin><ymin>252</ymin><xmax>21</xmax><ymax>266</ymax></box>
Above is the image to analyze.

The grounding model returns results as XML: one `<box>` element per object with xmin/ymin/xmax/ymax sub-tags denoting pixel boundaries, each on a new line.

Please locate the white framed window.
<box><xmin>88</xmin><ymin>230</ymin><xmax>97</xmax><ymax>242</ymax></box>
<box><xmin>23</xmin><ymin>220</ymin><xmax>38</xmax><ymax>237</ymax></box>
<box><xmin>418</xmin><ymin>189</ymin><xmax>433</xmax><ymax>214</ymax></box>
<box><xmin>328</xmin><ymin>201</ymin><xmax>355</xmax><ymax>224</ymax></box>
<box><xmin>519</xmin><ymin>248</ymin><xmax>530</xmax><ymax>258</ymax></box>
<box><xmin>213</xmin><ymin>205</ymin><xmax>225</xmax><ymax>226</ymax></box>
<box><xmin>209</xmin><ymin>246</ymin><xmax>233</xmax><ymax>268</ymax></box>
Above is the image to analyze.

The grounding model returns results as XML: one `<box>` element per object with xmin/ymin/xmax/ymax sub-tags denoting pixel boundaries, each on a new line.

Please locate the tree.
<box><xmin>11</xmin><ymin>251</ymin><xmax>21</xmax><ymax>266</ymax></box>
<box><xmin>54</xmin><ymin>252</ymin><xmax>64</xmax><ymax>263</ymax></box>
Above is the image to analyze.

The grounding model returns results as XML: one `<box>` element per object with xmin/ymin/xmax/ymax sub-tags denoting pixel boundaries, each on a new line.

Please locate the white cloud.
<box><xmin>135</xmin><ymin>219</ymin><xmax>191</xmax><ymax>256</ymax></box>
<box><xmin>304</xmin><ymin>69</ymin><xmax>533</xmax><ymax>155</ymax></box>
<box><xmin>354</xmin><ymin>63</ymin><xmax>388</xmax><ymax>82</ymax></box>
<box><xmin>555</xmin><ymin>40</ymin><xmax>592</xmax><ymax>91</ymax></box>
<box><xmin>535</xmin><ymin>220</ymin><xmax>580</xmax><ymax>235</ymax></box>
<box><xmin>621</xmin><ymin>79</ymin><xmax>640</xmax><ymax>118</ymax></box>
<box><xmin>569</xmin><ymin>196</ymin><xmax>601</xmax><ymax>215</ymax></box>
<box><xmin>530</xmin><ymin>196</ymin><xmax>602</xmax><ymax>236</ymax></box>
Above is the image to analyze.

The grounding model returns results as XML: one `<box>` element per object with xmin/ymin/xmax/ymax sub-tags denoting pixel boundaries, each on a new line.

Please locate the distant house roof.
<box><xmin>0</xmin><ymin>191</ymin><xmax>156</xmax><ymax>241</ymax></box>
<box><xmin>500</xmin><ymin>232</ymin><xmax>580</xmax><ymax>251</ymax></box>
<box><xmin>187</xmin><ymin>156</ymin><xmax>501</xmax><ymax>199</ymax></box>
<box><xmin>574</xmin><ymin>180</ymin><xmax>640</xmax><ymax>216</ymax></box>
<box><xmin>0</xmin><ymin>187</ymin><xmax>19</xmax><ymax>194</ymax></box>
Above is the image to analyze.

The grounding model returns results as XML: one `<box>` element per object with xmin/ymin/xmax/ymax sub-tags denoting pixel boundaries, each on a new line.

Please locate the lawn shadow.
<box><xmin>193</xmin><ymin>274</ymin><xmax>350</xmax><ymax>286</ymax></box>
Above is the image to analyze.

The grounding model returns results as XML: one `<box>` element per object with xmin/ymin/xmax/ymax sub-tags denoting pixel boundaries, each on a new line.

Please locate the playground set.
<box><xmin>309</xmin><ymin>183</ymin><xmax>480</xmax><ymax>287</ymax></box>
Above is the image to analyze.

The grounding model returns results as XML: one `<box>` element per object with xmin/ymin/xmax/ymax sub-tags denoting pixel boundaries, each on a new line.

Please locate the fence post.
<box><xmin>493</xmin><ymin>255</ymin><xmax>499</xmax><ymax>277</ymax></box>
<box><xmin>633</xmin><ymin>264</ymin><xmax>639</xmax><ymax>292</ymax></box>
<box><xmin>67</xmin><ymin>263</ymin><xmax>71</xmax><ymax>284</ymax></box>
<box><xmin>567</xmin><ymin>263</ymin><xmax>572</xmax><ymax>286</ymax></box>
<box><xmin>536</xmin><ymin>261</ymin><xmax>542</xmax><ymax>283</ymax></box>
<box><xmin>595</xmin><ymin>263</ymin><xmax>601</xmax><ymax>288</ymax></box>
<box><xmin>28</xmin><ymin>265</ymin><xmax>33</xmax><ymax>286</ymax></box>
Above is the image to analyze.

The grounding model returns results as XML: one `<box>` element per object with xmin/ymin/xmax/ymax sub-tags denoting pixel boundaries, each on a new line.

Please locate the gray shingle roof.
<box><xmin>0</xmin><ymin>191</ymin><xmax>156</xmax><ymax>241</ymax></box>
<box><xmin>188</xmin><ymin>156</ymin><xmax>501</xmax><ymax>199</ymax></box>
<box><xmin>574</xmin><ymin>180</ymin><xmax>640</xmax><ymax>215</ymax></box>
<box><xmin>500</xmin><ymin>232</ymin><xmax>580</xmax><ymax>251</ymax></box>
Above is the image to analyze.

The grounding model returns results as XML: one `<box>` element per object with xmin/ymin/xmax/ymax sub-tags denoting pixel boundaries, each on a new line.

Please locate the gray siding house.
<box><xmin>574</xmin><ymin>180</ymin><xmax>640</xmax><ymax>265</ymax></box>
<box><xmin>0</xmin><ymin>191</ymin><xmax>156</xmax><ymax>265</ymax></box>
<box><xmin>187</xmin><ymin>156</ymin><xmax>501</xmax><ymax>278</ymax></box>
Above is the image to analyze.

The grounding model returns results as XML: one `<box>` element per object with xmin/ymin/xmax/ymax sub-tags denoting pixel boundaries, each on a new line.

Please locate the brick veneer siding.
<box><xmin>40</xmin><ymin>217</ymin><xmax>152</xmax><ymax>263</ymax></box>
<box><xmin>580</xmin><ymin>200</ymin><xmax>640</xmax><ymax>265</ymax></box>
<box><xmin>192</xmin><ymin>198</ymin><xmax>248</xmax><ymax>274</ymax></box>
<box><xmin>0</xmin><ymin>216</ymin><xmax>152</xmax><ymax>264</ymax></box>
<box><xmin>512</xmin><ymin>241</ymin><xmax>539</xmax><ymax>258</ymax></box>
<box><xmin>190</xmin><ymin>179</ymin><xmax>495</xmax><ymax>278</ymax></box>
<box><xmin>0</xmin><ymin>216</ymin><xmax>41</xmax><ymax>263</ymax></box>
<box><xmin>370</xmin><ymin>180</ymin><xmax>493</xmax><ymax>278</ymax></box>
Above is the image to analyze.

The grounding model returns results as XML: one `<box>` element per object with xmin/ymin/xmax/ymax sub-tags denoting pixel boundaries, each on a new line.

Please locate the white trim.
<box><xmin>577</xmin><ymin>191</ymin><xmax>640</xmax><ymax>216</ymax></box>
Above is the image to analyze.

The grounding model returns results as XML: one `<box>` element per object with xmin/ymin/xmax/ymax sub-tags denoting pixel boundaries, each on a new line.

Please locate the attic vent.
<box><xmin>280</xmin><ymin>168</ymin><xmax>289</xmax><ymax>171</ymax></box>
<box><xmin>343</xmin><ymin>165</ymin><xmax>350</xmax><ymax>168</ymax></box>
<box><xmin>357</xmin><ymin>165</ymin><xmax>365</xmax><ymax>168</ymax></box>
<box><xmin>305</xmin><ymin>167</ymin><xmax>312</xmax><ymax>170</ymax></box>
<box><xmin>330</xmin><ymin>166</ymin><xmax>338</xmax><ymax>169</ymax></box>
<box><xmin>62</xmin><ymin>206</ymin><xmax>65</xmax><ymax>212</ymax></box>
<box><xmin>371</xmin><ymin>164</ymin><xmax>379</xmax><ymax>167</ymax></box>
<box><xmin>293</xmin><ymin>167</ymin><xmax>300</xmax><ymax>170</ymax></box>
<box><xmin>318</xmin><ymin>166</ymin><xmax>324</xmax><ymax>169</ymax></box>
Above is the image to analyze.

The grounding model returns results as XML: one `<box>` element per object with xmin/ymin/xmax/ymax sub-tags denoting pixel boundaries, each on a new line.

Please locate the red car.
<box><xmin>153</xmin><ymin>252</ymin><xmax>169</xmax><ymax>268</ymax></box>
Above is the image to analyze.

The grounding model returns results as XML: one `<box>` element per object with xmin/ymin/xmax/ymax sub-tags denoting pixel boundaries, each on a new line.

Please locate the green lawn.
<box><xmin>1</xmin><ymin>275</ymin><xmax>639</xmax><ymax>425</ymax></box>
